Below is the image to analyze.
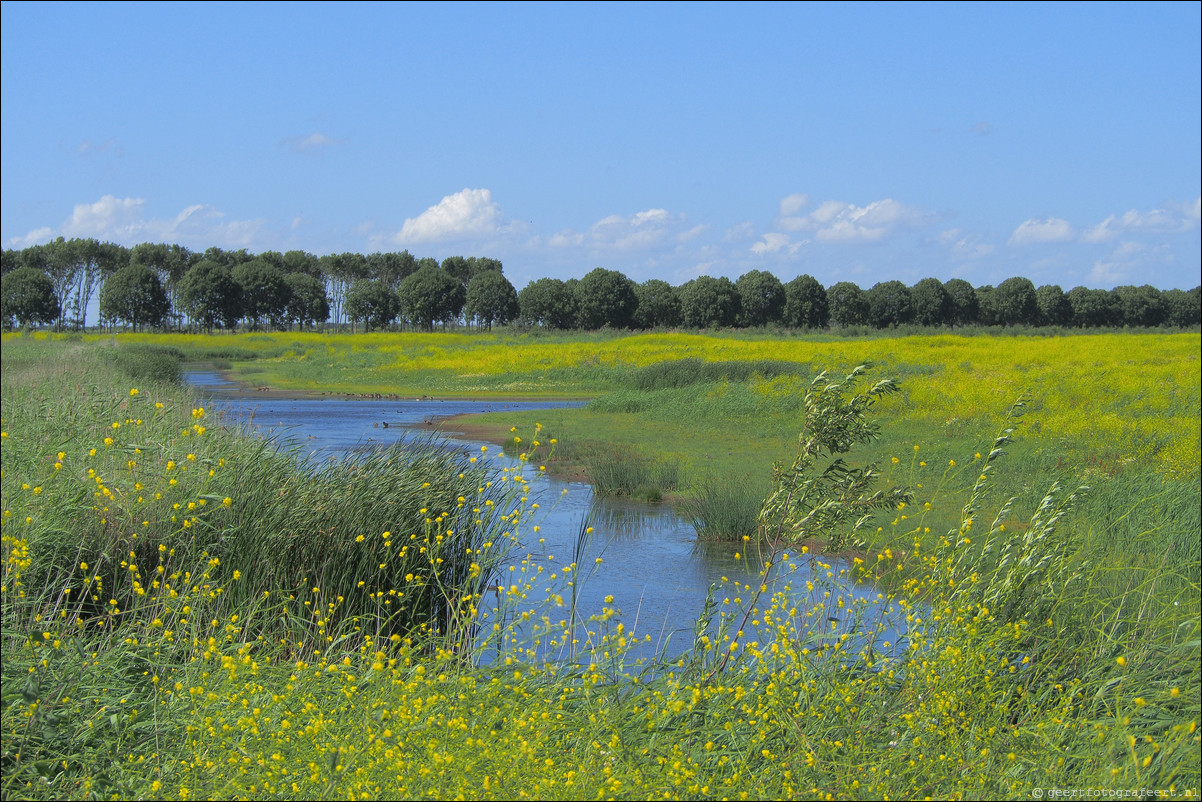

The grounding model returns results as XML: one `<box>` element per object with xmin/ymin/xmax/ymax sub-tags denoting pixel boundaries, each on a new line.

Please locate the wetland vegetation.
<box><xmin>2</xmin><ymin>329</ymin><xmax>1198</xmax><ymax>799</ymax></box>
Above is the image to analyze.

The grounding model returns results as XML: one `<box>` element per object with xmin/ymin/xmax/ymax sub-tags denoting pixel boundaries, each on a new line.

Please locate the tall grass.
<box><xmin>684</xmin><ymin>475</ymin><xmax>766</xmax><ymax>540</ymax></box>
<box><xmin>3</xmin><ymin>336</ymin><xmax>1198</xmax><ymax>800</ymax></box>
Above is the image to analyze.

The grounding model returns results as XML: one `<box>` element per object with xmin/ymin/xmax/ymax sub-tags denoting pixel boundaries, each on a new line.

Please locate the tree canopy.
<box><xmin>99</xmin><ymin>264</ymin><xmax>170</xmax><ymax>331</ymax></box>
<box><xmin>1</xmin><ymin>266</ymin><xmax>59</xmax><ymax>329</ymax></box>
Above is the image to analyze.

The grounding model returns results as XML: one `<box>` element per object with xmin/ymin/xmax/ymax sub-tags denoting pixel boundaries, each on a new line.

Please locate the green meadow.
<box><xmin>2</xmin><ymin>330</ymin><xmax>1198</xmax><ymax>799</ymax></box>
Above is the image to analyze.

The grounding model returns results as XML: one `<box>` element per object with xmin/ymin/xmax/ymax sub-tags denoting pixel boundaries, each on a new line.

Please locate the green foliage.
<box><xmin>684</xmin><ymin>475</ymin><xmax>765</xmax><ymax>540</ymax></box>
<box><xmin>103</xmin><ymin>342</ymin><xmax>186</xmax><ymax>384</ymax></box>
<box><xmin>944</xmin><ymin>277</ymin><xmax>979</xmax><ymax>325</ymax></box>
<box><xmin>633</xmin><ymin>278</ymin><xmax>682</xmax><ymax>328</ymax></box>
<box><xmin>679</xmin><ymin>275</ymin><xmax>740</xmax><ymax>328</ymax></box>
<box><xmin>630</xmin><ymin>357</ymin><xmax>807</xmax><ymax>391</ymax></box>
<box><xmin>344</xmin><ymin>278</ymin><xmax>399</xmax><ymax>332</ymax></box>
<box><xmin>398</xmin><ymin>265</ymin><xmax>464</xmax><ymax>330</ymax></box>
<box><xmin>866</xmin><ymin>280</ymin><xmax>915</xmax><ymax>328</ymax></box>
<box><xmin>0</xmin><ymin>266</ymin><xmax>59</xmax><ymax>329</ymax></box>
<box><xmin>177</xmin><ymin>260</ymin><xmax>243</xmax><ymax>332</ymax></box>
<box><xmin>1114</xmin><ymin>284</ymin><xmax>1169</xmax><ymax>327</ymax></box>
<box><xmin>758</xmin><ymin>365</ymin><xmax>911</xmax><ymax>549</ymax></box>
<box><xmin>827</xmin><ymin>280</ymin><xmax>868</xmax><ymax>327</ymax></box>
<box><xmin>283</xmin><ymin>271</ymin><xmax>330</xmax><ymax>329</ymax></box>
<box><xmin>99</xmin><ymin>264</ymin><xmax>170</xmax><ymax>331</ymax></box>
<box><xmin>1035</xmin><ymin>283</ymin><xmax>1072</xmax><ymax>326</ymax></box>
<box><xmin>581</xmin><ymin>446</ymin><xmax>680</xmax><ymax>500</ymax></box>
<box><xmin>231</xmin><ymin>259</ymin><xmax>291</xmax><ymax>330</ymax></box>
<box><xmin>2</xmin><ymin>336</ymin><xmax>1198</xmax><ymax>800</ymax></box>
<box><xmin>464</xmin><ymin>270</ymin><xmax>519</xmax><ymax>330</ymax></box>
<box><xmin>1067</xmin><ymin>285</ymin><xmax>1122</xmax><ymax>327</ymax></box>
<box><xmin>574</xmin><ymin>267</ymin><xmax>638</xmax><ymax>330</ymax></box>
<box><xmin>783</xmin><ymin>273</ymin><xmax>829</xmax><ymax>329</ymax></box>
<box><xmin>518</xmin><ymin>277</ymin><xmax>579</xmax><ymax>329</ymax></box>
<box><xmin>994</xmin><ymin>276</ymin><xmax>1039</xmax><ymax>326</ymax></box>
<box><xmin>1164</xmin><ymin>286</ymin><xmax>1202</xmax><ymax>327</ymax></box>
<box><xmin>911</xmin><ymin>277</ymin><xmax>953</xmax><ymax>327</ymax></box>
<box><xmin>735</xmin><ymin>269</ymin><xmax>786</xmax><ymax>327</ymax></box>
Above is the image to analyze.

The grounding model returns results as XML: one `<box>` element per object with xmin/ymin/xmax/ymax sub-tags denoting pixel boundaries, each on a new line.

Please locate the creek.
<box><xmin>188</xmin><ymin>370</ymin><xmax>903</xmax><ymax>664</ymax></box>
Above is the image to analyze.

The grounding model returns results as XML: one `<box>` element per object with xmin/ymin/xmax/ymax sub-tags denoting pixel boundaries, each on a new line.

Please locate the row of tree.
<box><xmin>2</xmin><ymin>238</ymin><xmax>1199</xmax><ymax>332</ymax></box>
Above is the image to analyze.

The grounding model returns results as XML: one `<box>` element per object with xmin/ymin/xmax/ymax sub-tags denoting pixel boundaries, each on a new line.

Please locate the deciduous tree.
<box><xmin>178</xmin><ymin>260</ymin><xmax>243</xmax><ymax>332</ymax></box>
<box><xmin>1</xmin><ymin>266</ymin><xmax>58</xmax><ymax>329</ymax></box>
<box><xmin>464</xmin><ymin>270</ymin><xmax>519</xmax><ymax>330</ymax></box>
<box><xmin>398</xmin><ymin>265</ymin><xmax>465</xmax><ymax>330</ymax></box>
<box><xmin>99</xmin><ymin>264</ymin><xmax>169</xmax><ymax>331</ymax></box>
<box><xmin>575</xmin><ymin>267</ymin><xmax>638</xmax><ymax>330</ymax></box>
<box><xmin>633</xmin><ymin>279</ymin><xmax>682</xmax><ymax>329</ymax></box>
<box><xmin>679</xmin><ymin>276</ymin><xmax>740</xmax><ymax>328</ymax></box>
<box><xmin>518</xmin><ymin>278</ymin><xmax>578</xmax><ymax>329</ymax></box>
<box><xmin>827</xmin><ymin>281</ymin><xmax>868</xmax><ymax>327</ymax></box>
<box><xmin>783</xmin><ymin>274</ymin><xmax>829</xmax><ymax>329</ymax></box>
<box><xmin>736</xmin><ymin>270</ymin><xmax>786</xmax><ymax>327</ymax></box>
<box><xmin>910</xmin><ymin>278</ymin><xmax>952</xmax><ymax>327</ymax></box>
<box><xmin>344</xmin><ymin>279</ymin><xmax>399</xmax><ymax>332</ymax></box>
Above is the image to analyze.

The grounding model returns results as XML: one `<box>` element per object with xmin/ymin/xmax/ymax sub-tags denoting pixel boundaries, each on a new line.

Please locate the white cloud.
<box><xmin>779</xmin><ymin>193</ymin><xmax>809</xmax><ymax>217</ymax></box>
<box><xmin>1008</xmin><ymin>217</ymin><xmax>1074</xmax><ymax>245</ymax></box>
<box><xmin>1088</xmin><ymin>241</ymin><xmax>1169</xmax><ymax>286</ymax></box>
<box><xmin>63</xmin><ymin>195</ymin><xmax>145</xmax><ymax>238</ymax></box>
<box><xmin>771</xmin><ymin>196</ymin><xmax>932</xmax><ymax>242</ymax></box>
<box><xmin>9</xmin><ymin>195</ymin><xmax>264</xmax><ymax>249</ymax></box>
<box><xmin>723</xmin><ymin>221</ymin><xmax>756</xmax><ymax>242</ymax></box>
<box><xmin>814</xmin><ymin>199</ymin><xmax>931</xmax><ymax>242</ymax></box>
<box><xmin>394</xmin><ymin>188</ymin><xmax>506</xmax><ymax>244</ymax></box>
<box><xmin>1080</xmin><ymin>200</ymin><xmax>1200</xmax><ymax>244</ymax></box>
<box><xmin>543</xmin><ymin>207</ymin><xmax>691</xmax><ymax>252</ymax></box>
<box><xmin>1080</xmin><ymin>216</ymin><xmax>1119</xmax><ymax>244</ymax></box>
<box><xmin>750</xmin><ymin>232</ymin><xmax>800</xmax><ymax>255</ymax></box>
<box><xmin>937</xmin><ymin>228</ymin><xmax>995</xmax><ymax>260</ymax></box>
<box><xmin>281</xmin><ymin>131</ymin><xmax>341</xmax><ymax>152</ymax></box>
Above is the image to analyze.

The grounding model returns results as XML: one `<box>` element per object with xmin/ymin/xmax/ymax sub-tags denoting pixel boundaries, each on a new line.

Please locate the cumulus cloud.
<box><xmin>281</xmin><ymin>131</ymin><xmax>341</xmax><ymax>152</ymax></box>
<box><xmin>746</xmin><ymin>194</ymin><xmax>933</xmax><ymax>258</ymax></box>
<box><xmin>1089</xmin><ymin>241</ymin><xmax>1169</xmax><ymax>286</ymax></box>
<box><xmin>1080</xmin><ymin>216</ymin><xmax>1119</xmax><ymax>244</ymax></box>
<box><xmin>937</xmin><ymin>228</ymin><xmax>995</xmax><ymax>260</ymax></box>
<box><xmin>1032</xmin><ymin>200</ymin><xmax>1201</xmax><ymax>249</ymax></box>
<box><xmin>543</xmin><ymin>207</ymin><xmax>694</xmax><ymax>252</ymax></box>
<box><xmin>394</xmin><ymin>188</ymin><xmax>507</xmax><ymax>244</ymax></box>
<box><xmin>811</xmin><ymin>199</ymin><xmax>932</xmax><ymax>242</ymax></box>
<box><xmin>1008</xmin><ymin>217</ymin><xmax>1074</xmax><ymax>245</ymax></box>
<box><xmin>63</xmin><ymin>195</ymin><xmax>146</xmax><ymax>238</ymax></box>
<box><xmin>8</xmin><ymin>195</ymin><xmax>264</xmax><ymax>249</ymax></box>
<box><xmin>750</xmin><ymin>232</ymin><xmax>801</xmax><ymax>255</ymax></box>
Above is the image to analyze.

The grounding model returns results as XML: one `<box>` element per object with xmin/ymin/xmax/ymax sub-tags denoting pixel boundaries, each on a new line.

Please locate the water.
<box><xmin>187</xmin><ymin>370</ymin><xmax>905</xmax><ymax>664</ymax></box>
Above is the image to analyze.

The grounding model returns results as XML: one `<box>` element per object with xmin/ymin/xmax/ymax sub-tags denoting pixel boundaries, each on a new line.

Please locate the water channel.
<box><xmin>188</xmin><ymin>370</ymin><xmax>904</xmax><ymax>664</ymax></box>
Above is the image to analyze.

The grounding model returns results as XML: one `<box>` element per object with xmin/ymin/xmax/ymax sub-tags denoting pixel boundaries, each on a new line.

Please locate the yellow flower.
<box><xmin>130</xmin><ymin>388</ymin><xmax>139</xmax><ymax>397</ymax></box>
<box><xmin>1116</xmin><ymin>656</ymin><xmax>1127</xmax><ymax>667</ymax></box>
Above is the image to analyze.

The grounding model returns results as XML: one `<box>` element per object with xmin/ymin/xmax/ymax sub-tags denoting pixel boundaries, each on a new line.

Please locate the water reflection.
<box><xmin>187</xmin><ymin>369</ymin><xmax>904</xmax><ymax>664</ymax></box>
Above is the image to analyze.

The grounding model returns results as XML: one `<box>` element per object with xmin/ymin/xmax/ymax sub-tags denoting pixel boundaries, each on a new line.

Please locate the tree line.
<box><xmin>2</xmin><ymin>237</ymin><xmax>1199</xmax><ymax>333</ymax></box>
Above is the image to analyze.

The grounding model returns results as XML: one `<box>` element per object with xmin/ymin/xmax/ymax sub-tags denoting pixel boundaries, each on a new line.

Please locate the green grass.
<box><xmin>2</xmin><ymin>332</ymin><xmax>1198</xmax><ymax>800</ymax></box>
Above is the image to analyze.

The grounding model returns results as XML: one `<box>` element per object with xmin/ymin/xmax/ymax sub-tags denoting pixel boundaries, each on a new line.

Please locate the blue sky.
<box><xmin>2</xmin><ymin>1</ymin><xmax>1199</xmax><ymax>290</ymax></box>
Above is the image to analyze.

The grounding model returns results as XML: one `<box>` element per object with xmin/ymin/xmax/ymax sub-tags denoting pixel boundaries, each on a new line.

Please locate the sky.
<box><xmin>2</xmin><ymin>1</ymin><xmax>1199</xmax><ymax>291</ymax></box>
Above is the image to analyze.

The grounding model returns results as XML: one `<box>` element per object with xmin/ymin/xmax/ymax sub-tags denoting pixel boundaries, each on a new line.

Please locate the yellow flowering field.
<box><xmin>2</xmin><ymin>333</ymin><xmax>1198</xmax><ymax>799</ymax></box>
